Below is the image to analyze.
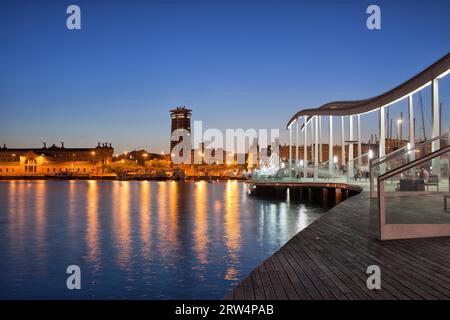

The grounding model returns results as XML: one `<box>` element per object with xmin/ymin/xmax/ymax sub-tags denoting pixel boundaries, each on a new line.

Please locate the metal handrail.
<box><xmin>349</xmin><ymin>151</ymin><xmax>370</xmax><ymax>164</ymax></box>
<box><xmin>371</xmin><ymin>145</ymin><xmax>409</xmax><ymax>166</ymax></box>
<box><xmin>371</xmin><ymin>131</ymin><xmax>450</xmax><ymax>168</ymax></box>
<box><xmin>378</xmin><ymin>145</ymin><xmax>450</xmax><ymax>182</ymax></box>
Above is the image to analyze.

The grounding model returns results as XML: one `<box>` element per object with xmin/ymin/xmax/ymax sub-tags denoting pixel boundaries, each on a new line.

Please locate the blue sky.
<box><xmin>0</xmin><ymin>0</ymin><xmax>449</xmax><ymax>153</ymax></box>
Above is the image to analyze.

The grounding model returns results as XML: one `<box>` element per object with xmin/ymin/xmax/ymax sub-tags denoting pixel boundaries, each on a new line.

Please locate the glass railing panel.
<box><xmin>378</xmin><ymin>145</ymin><xmax>450</xmax><ymax>240</ymax></box>
<box><xmin>346</xmin><ymin>152</ymin><xmax>371</xmax><ymax>187</ymax></box>
<box><xmin>371</xmin><ymin>132</ymin><xmax>450</xmax><ymax>198</ymax></box>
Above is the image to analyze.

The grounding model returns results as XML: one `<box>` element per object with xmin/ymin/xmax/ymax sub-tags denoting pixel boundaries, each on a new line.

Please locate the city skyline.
<box><xmin>1</xmin><ymin>0</ymin><xmax>450</xmax><ymax>153</ymax></box>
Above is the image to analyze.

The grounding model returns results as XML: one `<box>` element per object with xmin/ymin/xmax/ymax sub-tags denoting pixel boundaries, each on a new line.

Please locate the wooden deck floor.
<box><xmin>225</xmin><ymin>191</ymin><xmax>450</xmax><ymax>300</ymax></box>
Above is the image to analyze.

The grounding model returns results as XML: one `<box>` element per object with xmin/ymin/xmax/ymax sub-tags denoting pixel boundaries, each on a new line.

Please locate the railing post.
<box><xmin>369</xmin><ymin>158</ymin><xmax>376</xmax><ymax>198</ymax></box>
<box><xmin>378</xmin><ymin>177</ymin><xmax>385</xmax><ymax>240</ymax></box>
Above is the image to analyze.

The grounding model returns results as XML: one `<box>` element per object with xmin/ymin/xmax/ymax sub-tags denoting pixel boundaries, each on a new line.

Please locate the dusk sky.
<box><xmin>1</xmin><ymin>0</ymin><xmax>449</xmax><ymax>153</ymax></box>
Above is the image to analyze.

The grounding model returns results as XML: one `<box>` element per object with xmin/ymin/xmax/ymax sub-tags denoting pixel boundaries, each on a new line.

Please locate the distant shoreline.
<box><xmin>0</xmin><ymin>176</ymin><xmax>248</xmax><ymax>182</ymax></box>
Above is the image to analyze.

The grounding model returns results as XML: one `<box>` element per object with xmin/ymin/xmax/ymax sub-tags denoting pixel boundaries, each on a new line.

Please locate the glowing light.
<box><xmin>333</xmin><ymin>155</ymin><xmax>339</xmax><ymax>163</ymax></box>
<box><xmin>368</xmin><ymin>150</ymin><xmax>374</xmax><ymax>160</ymax></box>
<box><xmin>91</xmin><ymin>151</ymin><xmax>96</xmax><ymax>156</ymax></box>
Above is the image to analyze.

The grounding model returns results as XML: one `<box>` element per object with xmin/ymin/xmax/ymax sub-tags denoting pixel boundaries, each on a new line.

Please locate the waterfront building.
<box><xmin>0</xmin><ymin>142</ymin><xmax>113</xmax><ymax>177</ymax></box>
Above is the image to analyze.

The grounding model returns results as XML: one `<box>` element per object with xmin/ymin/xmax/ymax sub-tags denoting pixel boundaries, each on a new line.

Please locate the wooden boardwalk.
<box><xmin>225</xmin><ymin>192</ymin><xmax>450</xmax><ymax>300</ymax></box>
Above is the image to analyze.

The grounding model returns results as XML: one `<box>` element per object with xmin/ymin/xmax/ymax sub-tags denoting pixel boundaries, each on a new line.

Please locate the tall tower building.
<box><xmin>170</xmin><ymin>106</ymin><xmax>192</xmax><ymax>152</ymax></box>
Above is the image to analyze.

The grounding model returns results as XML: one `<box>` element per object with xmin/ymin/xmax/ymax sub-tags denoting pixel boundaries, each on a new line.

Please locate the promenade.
<box><xmin>226</xmin><ymin>191</ymin><xmax>450</xmax><ymax>299</ymax></box>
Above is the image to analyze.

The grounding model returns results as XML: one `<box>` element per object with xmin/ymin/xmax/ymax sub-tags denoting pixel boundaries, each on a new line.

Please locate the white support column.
<box><xmin>314</xmin><ymin>116</ymin><xmax>319</xmax><ymax>179</ymax></box>
<box><xmin>319</xmin><ymin>116</ymin><xmax>323</xmax><ymax>163</ymax></box>
<box><xmin>379</xmin><ymin>106</ymin><xmax>386</xmax><ymax>158</ymax></box>
<box><xmin>329</xmin><ymin>116</ymin><xmax>333</xmax><ymax>179</ymax></box>
<box><xmin>349</xmin><ymin>115</ymin><xmax>354</xmax><ymax>177</ymax></box>
<box><xmin>310</xmin><ymin>118</ymin><xmax>314</xmax><ymax>164</ymax></box>
<box><xmin>408</xmin><ymin>94</ymin><xmax>415</xmax><ymax>161</ymax></box>
<box><xmin>303</xmin><ymin>116</ymin><xmax>308</xmax><ymax>178</ymax></box>
<box><xmin>289</xmin><ymin>124</ymin><xmax>292</xmax><ymax>173</ymax></box>
<box><xmin>341</xmin><ymin>116</ymin><xmax>345</xmax><ymax>168</ymax></box>
<box><xmin>357</xmin><ymin>114</ymin><xmax>362</xmax><ymax>165</ymax></box>
<box><xmin>432</xmin><ymin>78</ymin><xmax>440</xmax><ymax>176</ymax></box>
<box><xmin>296</xmin><ymin>118</ymin><xmax>299</xmax><ymax>177</ymax></box>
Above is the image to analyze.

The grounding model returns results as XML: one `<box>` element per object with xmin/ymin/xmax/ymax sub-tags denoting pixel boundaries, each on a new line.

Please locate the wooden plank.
<box><xmin>226</xmin><ymin>191</ymin><xmax>450</xmax><ymax>300</ymax></box>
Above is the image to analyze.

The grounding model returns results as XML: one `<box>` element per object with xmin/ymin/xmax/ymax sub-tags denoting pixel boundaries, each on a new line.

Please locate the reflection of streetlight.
<box><xmin>72</xmin><ymin>153</ymin><xmax>76</xmax><ymax>173</ymax></box>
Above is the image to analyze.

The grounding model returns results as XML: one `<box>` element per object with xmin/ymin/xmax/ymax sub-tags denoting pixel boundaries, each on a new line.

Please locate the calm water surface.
<box><xmin>0</xmin><ymin>180</ymin><xmax>326</xmax><ymax>299</ymax></box>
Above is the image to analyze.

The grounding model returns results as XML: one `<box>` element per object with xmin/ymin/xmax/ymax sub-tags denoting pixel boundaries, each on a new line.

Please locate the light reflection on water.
<box><xmin>0</xmin><ymin>180</ymin><xmax>327</xmax><ymax>299</ymax></box>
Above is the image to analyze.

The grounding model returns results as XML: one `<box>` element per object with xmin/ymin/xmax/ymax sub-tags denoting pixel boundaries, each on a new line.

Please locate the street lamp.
<box><xmin>397</xmin><ymin>119</ymin><xmax>402</xmax><ymax>145</ymax></box>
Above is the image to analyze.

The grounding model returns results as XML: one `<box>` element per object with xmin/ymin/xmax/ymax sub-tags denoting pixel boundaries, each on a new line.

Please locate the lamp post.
<box><xmin>397</xmin><ymin>119</ymin><xmax>402</xmax><ymax>147</ymax></box>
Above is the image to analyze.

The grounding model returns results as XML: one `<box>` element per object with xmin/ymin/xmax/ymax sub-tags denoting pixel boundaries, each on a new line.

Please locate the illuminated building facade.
<box><xmin>0</xmin><ymin>142</ymin><xmax>113</xmax><ymax>176</ymax></box>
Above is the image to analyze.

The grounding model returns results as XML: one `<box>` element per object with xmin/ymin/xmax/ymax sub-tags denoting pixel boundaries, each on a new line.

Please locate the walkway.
<box><xmin>225</xmin><ymin>191</ymin><xmax>450</xmax><ymax>300</ymax></box>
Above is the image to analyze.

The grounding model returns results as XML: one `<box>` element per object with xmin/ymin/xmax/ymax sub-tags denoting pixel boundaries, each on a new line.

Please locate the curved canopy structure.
<box><xmin>287</xmin><ymin>52</ymin><xmax>450</xmax><ymax>128</ymax></box>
